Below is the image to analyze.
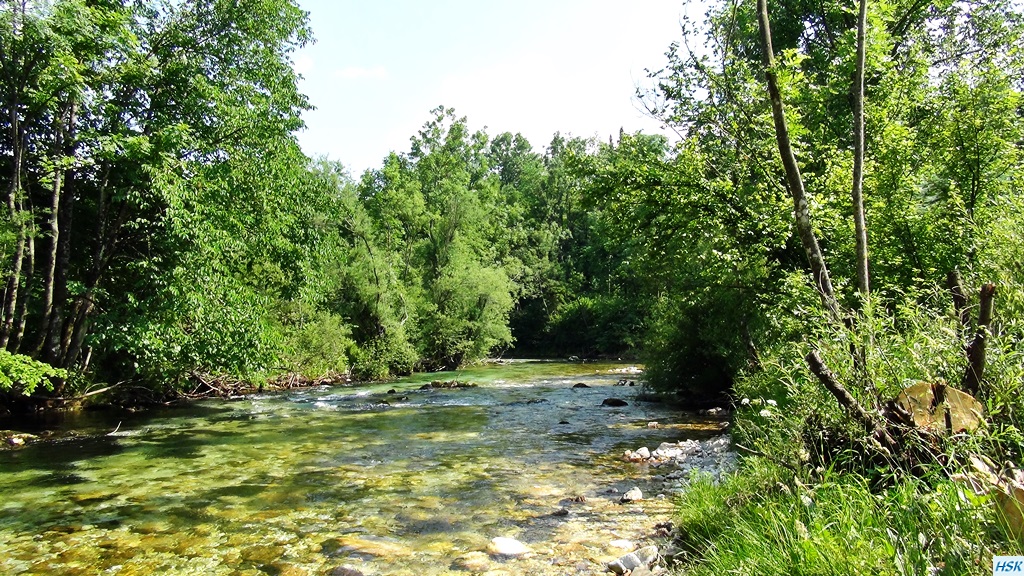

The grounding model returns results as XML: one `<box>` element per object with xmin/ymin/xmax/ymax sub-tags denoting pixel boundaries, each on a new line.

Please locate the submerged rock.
<box><xmin>572</xmin><ymin>382</ymin><xmax>590</xmax><ymax>388</ymax></box>
<box><xmin>601</xmin><ymin>398</ymin><xmax>628</xmax><ymax>407</ymax></box>
<box><xmin>328</xmin><ymin>535</ymin><xmax>412</xmax><ymax>559</ymax></box>
<box><xmin>452</xmin><ymin>551</ymin><xmax>491</xmax><ymax>572</ymax></box>
<box><xmin>608</xmin><ymin>539</ymin><xmax>634</xmax><ymax>551</ymax></box>
<box><xmin>329</xmin><ymin>568</ymin><xmax>365</xmax><ymax>576</ymax></box>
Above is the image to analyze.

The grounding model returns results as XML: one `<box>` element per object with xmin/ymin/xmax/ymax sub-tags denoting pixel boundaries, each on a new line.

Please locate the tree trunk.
<box><xmin>10</xmin><ymin>221</ymin><xmax>34</xmax><ymax>353</ymax></box>
<box><xmin>62</xmin><ymin>297</ymin><xmax>93</xmax><ymax>371</ymax></box>
<box><xmin>962</xmin><ymin>283</ymin><xmax>996</xmax><ymax>396</ymax></box>
<box><xmin>37</xmin><ymin>106</ymin><xmax>67</xmax><ymax>355</ymax></box>
<box><xmin>852</xmin><ymin>0</ymin><xmax>870</xmax><ymax>297</ymax></box>
<box><xmin>807</xmin><ymin>350</ymin><xmax>895</xmax><ymax>450</ymax></box>
<box><xmin>1</xmin><ymin>115</ymin><xmax>26</xmax><ymax>349</ymax></box>
<box><xmin>947</xmin><ymin>269</ymin><xmax>970</xmax><ymax>328</ymax></box>
<box><xmin>755</xmin><ymin>0</ymin><xmax>840</xmax><ymax>318</ymax></box>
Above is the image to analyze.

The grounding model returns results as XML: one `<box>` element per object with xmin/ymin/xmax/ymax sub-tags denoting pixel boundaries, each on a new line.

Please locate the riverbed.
<box><xmin>0</xmin><ymin>361</ymin><xmax>726</xmax><ymax>575</ymax></box>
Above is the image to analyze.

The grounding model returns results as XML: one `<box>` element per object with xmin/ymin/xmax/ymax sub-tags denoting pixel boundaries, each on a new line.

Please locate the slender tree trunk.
<box><xmin>45</xmin><ymin>101</ymin><xmax>77</xmax><ymax>365</ymax></box>
<box><xmin>62</xmin><ymin>296</ymin><xmax>93</xmax><ymax>371</ymax></box>
<box><xmin>756</xmin><ymin>0</ymin><xmax>840</xmax><ymax>318</ymax></box>
<box><xmin>37</xmin><ymin>106</ymin><xmax>66</xmax><ymax>352</ymax></box>
<box><xmin>10</xmin><ymin>220</ymin><xmax>33</xmax><ymax>353</ymax></box>
<box><xmin>1</xmin><ymin>115</ymin><xmax>26</xmax><ymax>349</ymax></box>
<box><xmin>852</xmin><ymin>0</ymin><xmax>870</xmax><ymax>296</ymax></box>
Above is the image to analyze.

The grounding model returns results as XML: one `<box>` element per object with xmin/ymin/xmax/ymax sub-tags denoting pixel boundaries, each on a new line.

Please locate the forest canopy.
<box><xmin>1</xmin><ymin>0</ymin><xmax>1022</xmax><ymax>426</ymax></box>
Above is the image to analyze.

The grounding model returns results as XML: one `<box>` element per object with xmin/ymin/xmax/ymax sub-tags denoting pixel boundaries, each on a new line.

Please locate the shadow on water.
<box><xmin>1</xmin><ymin>434</ymin><xmax>125</xmax><ymax>472</ymax></box>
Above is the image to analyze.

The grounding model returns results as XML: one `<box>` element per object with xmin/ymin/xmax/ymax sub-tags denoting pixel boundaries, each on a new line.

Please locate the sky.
<box><xmin>291</xmin><ymin>0</ymin><xmax>696</xmax><ymax>176</ymax></box>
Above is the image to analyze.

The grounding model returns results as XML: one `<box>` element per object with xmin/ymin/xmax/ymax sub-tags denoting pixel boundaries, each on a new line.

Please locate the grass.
<box><xmin>669</xmin><ymin>457</ymin><xmax>1006</xmax><ymax>576</ymax></box>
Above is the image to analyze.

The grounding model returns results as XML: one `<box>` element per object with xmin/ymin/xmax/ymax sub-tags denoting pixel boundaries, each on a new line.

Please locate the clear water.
<box><xmin>0</xmin><ymin>361</ymin><xmax>721</xmax><ymax>575</ymax></box>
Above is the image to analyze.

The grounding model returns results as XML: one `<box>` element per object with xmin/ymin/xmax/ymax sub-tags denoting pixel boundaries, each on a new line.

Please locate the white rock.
<box><xmin>620</xmin><ymin>487</ymin><xmax>643</xmax><ymax>503</ymax></box>
<box><xmin>488</xmin><ymin>537</ymin><xmax>530</xmax><ymax>557</ymax></box>
<box><xmin>635</xmin><ymin>446</ymin><xmax>651</xmax><ymax>460</ymax></box>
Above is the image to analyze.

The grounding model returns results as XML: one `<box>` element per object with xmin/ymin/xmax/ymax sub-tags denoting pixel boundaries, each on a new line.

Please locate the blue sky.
<box><xmin>291</xmin><ymin>0</ymin><xmax>694</xmax><ymax>176</ymax></box>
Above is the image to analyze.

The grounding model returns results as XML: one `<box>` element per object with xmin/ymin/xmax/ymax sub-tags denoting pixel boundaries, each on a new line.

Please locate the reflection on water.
<box><xmin>0</xmin><ymin>361</ymin><xmax>719</xmax><ymax>575</ymax></box>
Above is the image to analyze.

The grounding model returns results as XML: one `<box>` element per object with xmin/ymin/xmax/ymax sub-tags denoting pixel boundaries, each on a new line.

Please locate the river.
<box><xmin>0</xmin><ymin>361</ymin><xmax>726</xmax><ymax>575</ymax></box>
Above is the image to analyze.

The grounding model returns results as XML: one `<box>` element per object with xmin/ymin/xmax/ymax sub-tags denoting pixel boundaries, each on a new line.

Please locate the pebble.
<box><xmin>622</xmin><ymin>435</ymin><xmax>738</xmax><ymax>489</ymax></box>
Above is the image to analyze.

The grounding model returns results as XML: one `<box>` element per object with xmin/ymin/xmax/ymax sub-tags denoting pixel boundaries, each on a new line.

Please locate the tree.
<box><xmin>0</xmin><ymin>0</ymin><xmax>316</xmax><ymax>395</ymax></box>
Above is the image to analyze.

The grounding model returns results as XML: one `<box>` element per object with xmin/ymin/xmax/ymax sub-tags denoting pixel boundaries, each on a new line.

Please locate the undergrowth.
<box><xmin>669</xmin><ymin>281</ymin><xmax>1024</xmax><ymax>575</ymax></box>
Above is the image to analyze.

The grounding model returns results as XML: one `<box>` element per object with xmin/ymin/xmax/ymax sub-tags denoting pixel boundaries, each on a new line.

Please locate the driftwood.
<box><xmin>28</xmin><ymin>382</ymin><xmax>122</xmax><ymax>403</ymax></box>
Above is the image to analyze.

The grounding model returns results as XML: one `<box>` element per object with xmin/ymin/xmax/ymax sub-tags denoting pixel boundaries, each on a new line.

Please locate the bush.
<box><xmin>277</xmin><ymin>302</ymin><xmax>353</xmax><ymax>378</ymax></box>
<box><xmin>545</xmin><ymin>293</ymin><xmax>644</xmax><ymax>356</ymax></box>
<box><xmin>350</xmin><ymin>327</ymin><xmax>418</xmax><ymax>380</ymax></box>
<box><xmin>641</xmin><ymin>293</ymin><xmax>749</xmax><ymax>406</ymax></box>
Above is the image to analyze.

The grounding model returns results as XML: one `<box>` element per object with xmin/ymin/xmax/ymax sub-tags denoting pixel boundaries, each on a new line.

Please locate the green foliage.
<box><xmin>0</xmin><ymin>350</ymin><xmax>66</xmax><ymax>395</ymax></box>
<box><xmin>642</xmin><ymin>295</ymin><xmax>742</xmax><ymax>406</ymax></box>
<box><xmin>274</xmin><ymin>301</ymin><xmax>353</xmax><ymax>378</ymax></box>
<box><xmin>545</xmin><ymin>294</ymin><xmax>642</xmax><ymax>356</ymax></box>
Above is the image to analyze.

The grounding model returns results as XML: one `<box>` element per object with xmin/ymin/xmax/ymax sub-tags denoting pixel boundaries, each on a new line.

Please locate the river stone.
<box><xmin>620</xmin><ymin>487</ymin><xmax>643</xmax><ymax>503</ymax></box>
<box><xmin>268</xmin><ymin>562</ymin><xmax>307</xmax><ymax>576</ymax></box>
<box><xmin>488</xmin><ymin>536</ymin><xmax>531</xmax><ymax>557</ymax></box>
<box><xmin>452</xmin><ymin>551</ymin><xmax>491</xmax><ymax>572</ymax></box>
<box><xmin>329</xmin><ymin>568</ymin><xmax>365</xmax><ymax>576</ymax></box>
<box><xmin>635</xmin><ymin>446</ymin><xmax>651</xmax><ymax>460</ymax></box>
<box><xmin>333</xmin><ymin>535</ymin><xmax>412</xmax><ymax>558</ymax></box>
<box><xmin>608</xmin><ymin>539</ymin><xmax>634</xmax><ymax>550</ymax></box>
<box><xmin>601</xmin><ymin>398</ymin><xmax>628</xmax><ymax>407</ymax></box>
<box><xmin>572</xmin><ymin>382</ymin><xmax>590</xmax><ymax>388</ymax></box>
<box><xmin>607</xmin><ymin>545</ymin><xmax>659</xmax><ymax>575</ymax></box>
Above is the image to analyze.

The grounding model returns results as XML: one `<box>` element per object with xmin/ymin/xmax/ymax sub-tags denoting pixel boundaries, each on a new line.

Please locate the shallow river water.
<box><xmin>0</xmin><ymin>361</ymin><xmax>723</xmax><ymax>575</ymax></box>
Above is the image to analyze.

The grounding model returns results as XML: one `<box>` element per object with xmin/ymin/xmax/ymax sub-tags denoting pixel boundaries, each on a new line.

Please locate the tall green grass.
<box><xmin>673</xmin><ymin>460</ymin><xmax>1003</xmax><ymax>575</ymax></box>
